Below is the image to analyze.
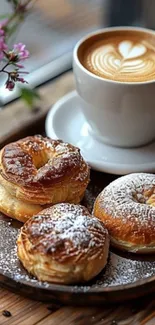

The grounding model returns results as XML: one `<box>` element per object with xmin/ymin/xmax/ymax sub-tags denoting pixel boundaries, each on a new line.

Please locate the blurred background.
<box><xmin>0</xmin><ymin>0</ymin><xmax>154</xmax><ymax>105</ymax></box>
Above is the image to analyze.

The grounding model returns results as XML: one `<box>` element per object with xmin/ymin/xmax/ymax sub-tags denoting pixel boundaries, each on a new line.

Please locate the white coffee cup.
<box><xmin>73</xmin><ymin>26</ymin><xmax>155</xmax><ymax>148</ymax></box>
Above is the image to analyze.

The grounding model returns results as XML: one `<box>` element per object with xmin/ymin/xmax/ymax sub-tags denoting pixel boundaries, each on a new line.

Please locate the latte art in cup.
<box><xmin>79</xmin><ymin>30</ymin><xmax>155</xmax><ymax>82</ymax></box>
<box><xmin>74</xmin><ymin>27</ymin><xmax>155</xmax><ymax>147</ymax></box>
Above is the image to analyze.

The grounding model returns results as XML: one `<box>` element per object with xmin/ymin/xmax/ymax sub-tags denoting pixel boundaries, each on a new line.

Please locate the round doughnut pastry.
<box><xmin>17</xmin><ymin>203</ymin><xmax>109</xmax><ymax>284</ymax></box>
<box><xmin>93</xmin><ymin>173</ymin><xmax>155</xmax><ymax>254</ymax></box>
<box><xmin>0</xmin><ymin>135</ymin><xmax>90</xmax><ymax>222</ymax></box>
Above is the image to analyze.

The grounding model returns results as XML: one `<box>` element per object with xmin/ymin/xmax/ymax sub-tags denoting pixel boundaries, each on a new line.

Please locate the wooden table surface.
<box><xmin>0</xmin><ymin>72</ymin><xmax>155</xmax><ymax>325</ymax></box>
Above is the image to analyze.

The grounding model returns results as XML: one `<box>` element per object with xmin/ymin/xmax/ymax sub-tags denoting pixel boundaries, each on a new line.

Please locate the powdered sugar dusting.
<box><xmin>0</xmin><ymin>211</ymin><xmax>155</xmax><ymax>294</ymax></box>
<box><xmin>25</xmin><ymin>204</ymin><xmax>107</xmax><ymax>259</ymax></box>
<box><xmin>92</xmin><ymin>252</ymin><xmax>155</xmax><ymax>288</ymax></box>
<box><xmin>97</xmin><ymin>173</ymin><xmax>155</xmax><ymax>226</ymax></box>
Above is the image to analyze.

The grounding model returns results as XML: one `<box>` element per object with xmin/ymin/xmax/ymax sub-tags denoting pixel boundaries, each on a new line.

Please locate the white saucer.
<box><xmin>45</xmin><ymin>90</ymin><xmax>155</xmax><ymax>175</ymax></box>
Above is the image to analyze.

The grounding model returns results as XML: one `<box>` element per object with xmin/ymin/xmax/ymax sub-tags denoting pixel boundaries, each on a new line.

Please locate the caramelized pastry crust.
<box><xmin>0</xmin><ymin>135</ymin><xmax>90</xmax><ymax>221</ymax></box>
<box><xmin>94</xmin><ymin>173</ymin><xmax>155</xmax><ymax>254</ymax></box>
<box><xmin>17</xmin><ymin>203</ymin><xmax>109</xmax><ymax>284</ymax></box>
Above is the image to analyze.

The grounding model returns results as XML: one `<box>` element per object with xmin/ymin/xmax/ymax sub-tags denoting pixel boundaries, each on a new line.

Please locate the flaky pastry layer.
<box><xmin>0</xmin><ymin>183</ymin><xmax>42</xmax><ymax>223</ymax></box>
<box><xmin>0</xmin><ymin>135</ymin><xmax>90</xmax><ymax>221</ymax></box>
<box><xmin>17</xmin><ymin>204</ymin><xmax>109</xmax><ymax>283</ymax></box>
<box><xmin>0</xmin><ymin>135</ymin><xmax>90</xmax><ymax>205</ymax></box>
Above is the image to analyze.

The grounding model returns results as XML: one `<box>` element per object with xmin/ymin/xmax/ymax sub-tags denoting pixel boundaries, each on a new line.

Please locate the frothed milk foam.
<box><xmin>78</xmin><ymin>30</ymin><xmax>155</xmax><ymax>82</ymax></box>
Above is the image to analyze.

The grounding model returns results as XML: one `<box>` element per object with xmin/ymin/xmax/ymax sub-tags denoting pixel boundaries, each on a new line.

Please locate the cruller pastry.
<box><xmin>0</xmin><ymin>135</ymin><xmax>90</xmax><ymax>222</ymax></box>
<box><xmin>93</xmin><ymin>173</ymin><xmax>155</xmax><ymax>254</ymax></box>
<box><xmin>17</xmin><ymin>203</ymin><xmax>109</xmax><ymax>284</ymax></box>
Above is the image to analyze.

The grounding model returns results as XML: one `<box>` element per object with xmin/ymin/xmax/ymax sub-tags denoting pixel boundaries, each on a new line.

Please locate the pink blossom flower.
<box><xmin>16</xmin><ymin>63</ymin><xmax>25</xmax><ymax>68</ymax></box>
<box><xmin>0</xmin><ymin>19</ymin><xmax>8</xmax><ymax>37</ymax></box>
<box><xmin>17</xmin><ymin>77</ymin><xmax>28</xmax><ymax>83</ymax></box>
<box><xmin>7</xmin><ymin>71</ymin><xmax>28</xmax><ymax>87</ymax></box>
<box><xmin>0</xmin><ymin>18</ymin><xmax>8</xmax><ymax>28</ymax></box>
<box><xmin>0</xmin><ymin>37</ymin><xmax>8</xmax><ymax>59</ymax></box>
<box><xmin>13</xmin><ymin>43</ymin><xmax>29</xmax><ymax>60</ymax></box>
<box><xmin>5</xmin><ymin>80</ymin><xmax>15</xmax><ymax>91</ymax></box>
<box><xmin>0</xmin><ymin>29</ymin><xmax>4</xmax><ymax>36</ymax></box>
